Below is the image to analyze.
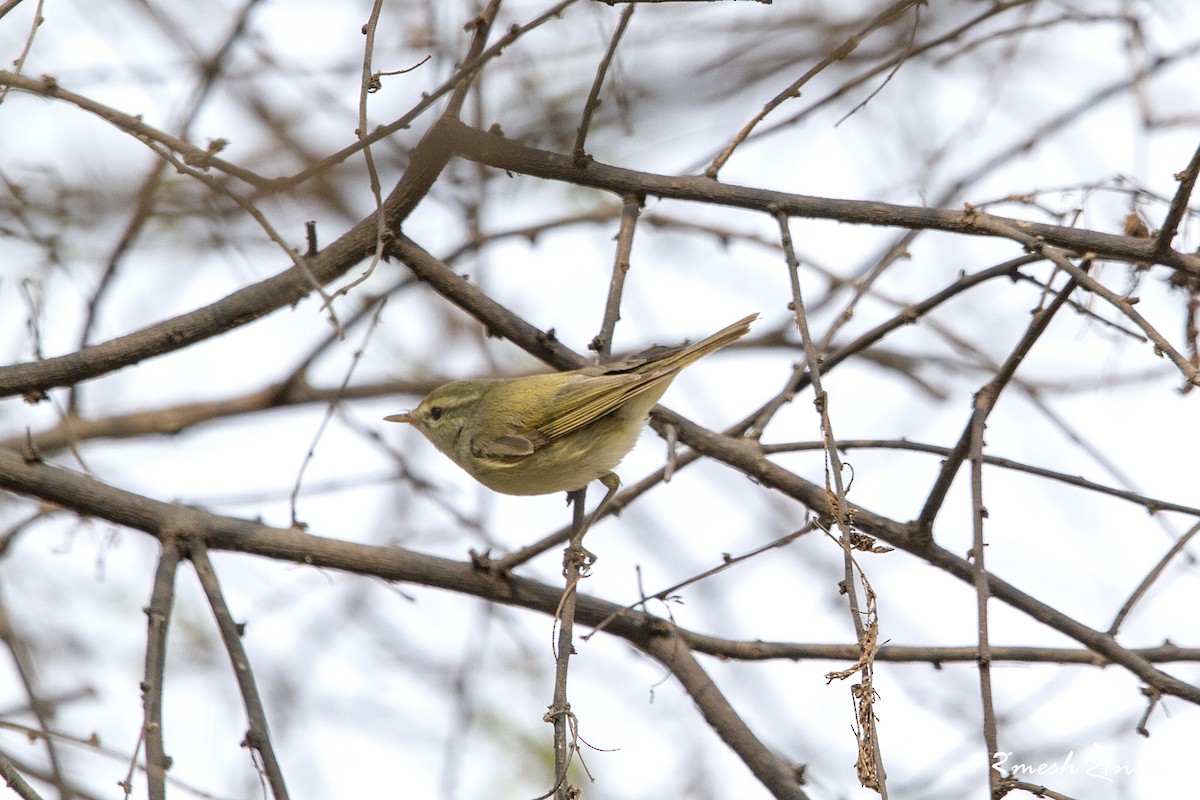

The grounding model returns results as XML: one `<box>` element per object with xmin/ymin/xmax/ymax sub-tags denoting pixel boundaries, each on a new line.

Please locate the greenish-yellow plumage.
<box><xmin>385</xmin><ymin>314</ymin><xmax>756</xmax><ymax>499</ymax></box>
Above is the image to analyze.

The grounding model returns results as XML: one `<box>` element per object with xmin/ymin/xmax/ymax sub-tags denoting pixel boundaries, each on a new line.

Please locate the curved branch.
<box><xmin>0</xmin><ymin>120</ymin><xmax>454</xmax><ymax>400</ymax></box>
<box><xmin>189</xmin><ymin>540</ymin><xmax>290</xmax><ymax>800</ymax></box>
<box><xmin>642</xmin><ymin>631</ymin><xmax>811</xmax><ymax>800</ymax></box>
<box><xmin>3</xmin><ymin>432</ymin><xmax>1199</xmax><ymax>713</ymax></box>
<box><xmin>0</xmin><ymin>70</ymin><xmax>266</xmax><ymax>187</ymax></box>
<box><xmin>142</xmin><ymin>542</ymin><xmax>182</xmax><ymax>800</ymax></box>
<box><xmin>438</xmin><ymin>119</ymin><xmax>1200</xmax><ymax>276</ymax></box>
<box><xmin>659</xmin><ymin>414</ymin><xmax>1200</xmax><ymax>706</ymax></box>
<box><xmin>0</xmin><ymin>447</ymin><xmax>812</xmax><ymax>800</ymax></box>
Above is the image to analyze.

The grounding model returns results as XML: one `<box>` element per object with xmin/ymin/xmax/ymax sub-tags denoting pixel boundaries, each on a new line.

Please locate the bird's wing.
<box><xmin>535</xmin><ymin>368</ymin><xmax>675</xmax><ymax>441</ymax></box>
<box><xmin>472</xmin><ymin>433</ymin><xmax>537</xmax><ymax>459</ymax></box>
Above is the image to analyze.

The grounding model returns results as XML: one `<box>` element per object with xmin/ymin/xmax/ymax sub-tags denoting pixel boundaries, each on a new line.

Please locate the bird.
<box><xmin>385</xmin><ymin>314</ymin><xmax>757</xmax><ymax>514</ymax></box>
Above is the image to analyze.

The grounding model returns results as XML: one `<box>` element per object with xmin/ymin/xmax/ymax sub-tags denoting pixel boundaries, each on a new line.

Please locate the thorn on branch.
<box><xmin>22</xmin><ymin>429</ymin><xmax>43</xmax><ymax>463</ymax></box>
<box><xmin>304</xmin><ymin>221</ymin><xmax>319</xmax><ymax>257</ymax></box>
<box><xmin>1136</xmin><ymin>685</ymin><xmax>1162</xmax><ymax>737</ymax></box>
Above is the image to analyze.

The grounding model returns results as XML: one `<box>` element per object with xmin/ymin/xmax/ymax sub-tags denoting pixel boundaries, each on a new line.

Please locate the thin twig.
<box><xmin>778</xmin><ymin>213</ymin><xmax>888</xmax><ymax>796</ymax></box>
<box><xmin>833</xmin><ymin>0</ymin><xmax>922</xmax><ymax>127</ymax></box>
<box><xmin>0</xmin><ymin>587</ymin><xmax>72</xmax><ymax>799</ymax></box>
<box><xmin>290</xmin><ymin>297</ymin><xmax>388</xmax><ymax>526</ymax></box>
<box><xmin>968</xmin><ymin>212</ymin><xmax>1200</xmax><ymax>385</ymax></box>
<box><xmin>326</xmin><ymin>0</ymin><xmax>389</xmax><ymax>307</ymax></box>
<box><xmin>546</xmin><ymin>489</ymin><xmax>591</xmax><ymax>800</ymax></box>
<box><xmin>706</xmin><ymin>0</ymin><xmax>924</xmax><ymax>178</ymax></box>
<box><xmin>573</xmin><ymin>3</ymin><xmax>636</xmax><ymax>165</ymax></box>
<box><xmin>0</xmin><ymin>70</ymin><xmax>267</xmax><ymax>187</ymax></box>
<box><xmin>0</xmin><ymin>0</ymin><xmax>35</xmax><ymax>21</ymax></box>
<box><xmin>777</xmin><ymin>213</ymin><xmax>861</xmax><ymax>636</ymax></box>
<box><xmin>968</xmin><ymin>394</ymin><xmax>1000</xmax><ymax>795</ymax></box>
<box><xmin>747</xmin><ymin>258</ymin><xmax>1034</xmax><ymax>438</ymax></box>
<box><xmin>70</xmin><ymin>0</ymin><xmax>265</xmax><ymax>415</ymax></box>
<box><xmin>1154</xmin><ymin>138</ymin><xmax>1200</xmax><ymax>256</ymax></box>
<box><xmin>587</xmin><ymin>522</ymin><xmax>817</xmax><ymax>639</ymax></box>
<box><xmin>760</xmin><ymin>438</ymin><xmax>1200</xmax><ymax>521</ymax></box>
<box><xmin>1108</xmin><ymin>520</ymin><xmax>1200</xmax><ymax>636</ymax></box>
<box><xmin>917</xmin><ymin>258</ymin><xmax>1082</xmax><ymax>536</ymax></box>
<box><xmin>188</xmin><ymin>540</ymin><xmax>290</xmax><ymax>800</ymax></box>
<box><xmin>591</xmin><ymin>195</ymin><xmax>641</xmax><ymax>361</ymax></box>
<box><xmin>0</xmin><ymin>0</ymin><xmax>43</xmax><ymax>108</ymax></box>
<box><xmin>683</xmin><ymin>1</ymin><xmax>1038</xmax><ymax>173</ymax></box>
<box><xmin>1135</xmin><ymin>686</ymin><xmax>1163</xmax><ymax>737</ymax></box>
<box><xmin>258</xmin><ymin>0</ymin><xmax>578</xmax><ymax>196</ymax></box>
<box><xmin>140</xmin><ymin>541</ymin><xmax>182</xmax><ymax>800</ymax></box>
<box><xmin>282</xmin><ymin>277</ymin><xmax>414</xmax><ymax>386</ymax></box>
<box><xmin>142</xmin><ymin>139</ymin><xmax>341</xmax><ymax>334</ymax></box>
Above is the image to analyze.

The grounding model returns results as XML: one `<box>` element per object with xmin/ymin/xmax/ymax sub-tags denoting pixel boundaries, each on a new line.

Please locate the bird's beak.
<box><xmin>383</xmin><ymin>413</ymin><xmax>413</xmax><ymax>424</ymax></box>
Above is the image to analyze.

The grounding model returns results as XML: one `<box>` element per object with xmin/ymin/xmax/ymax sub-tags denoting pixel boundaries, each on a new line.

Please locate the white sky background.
<box><xmin>1</xmin><ymin>1</ymin><xmax>1199</xmax><ymax>799</ymax></box>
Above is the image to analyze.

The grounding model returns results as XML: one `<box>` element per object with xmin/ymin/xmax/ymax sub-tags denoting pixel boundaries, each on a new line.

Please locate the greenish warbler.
<box><xmin>385</xmin><ymin>314</ymin><xmax>756</xmax><ymax>503</ymax></box>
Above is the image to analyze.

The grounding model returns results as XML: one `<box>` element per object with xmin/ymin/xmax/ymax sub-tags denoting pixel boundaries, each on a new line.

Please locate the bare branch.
<box><xmin>140</xmin><ymin>541</ymin><xmax>182</xmax><ymax>800</ymax></box>
<box><xmin>917</xmin><ymin>270</ymin><xmax>1082</xmax><ymax>535</ymax></box>
<box><xmin>573</xmin><ymin>3</ymin><xmax>636</xmax><ymax>165</ymax></box>
<box><xmin>591</xmin><ymin>194</ymin><xmax>641</xmax><ymax>361</ymax></box>
<box><xmin>1154</xmin><ymin>139</ymin><xmax>1200</xmax><ymax>255</ymax></box>
<box><xmin>440</xmin><ymin>119</ymin><xmax>1200</xmax><ymax>275</ymax></box>
<box><xmin>706</xmin><ymin>0</ymin><xmax>926</xmax><ymax>178</ymax></box>
<box><xmin>188</xmin><ymin>540</ymin><xmax>290</xmax><ymax>800</ymax></box>
<box><xmin>0</xmin><ymin>119</ymin><xmax>455</xmax><ymax>399</ymax></box>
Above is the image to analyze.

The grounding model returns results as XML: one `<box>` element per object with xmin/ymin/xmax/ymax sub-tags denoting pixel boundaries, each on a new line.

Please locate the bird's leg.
<box><xmin>564</xmin><ymin>488</ymin><xmax>596</xmax><ymax>574</ymax></box>
<box><xmin>563</xmin><ymin>472</ymin><xmax>620</xmax><ymax>571</ymax></box>
<box><xmin>590</xmin><ymin>471</ymin><xmax>621</xmax><ymax>526</ymax></box>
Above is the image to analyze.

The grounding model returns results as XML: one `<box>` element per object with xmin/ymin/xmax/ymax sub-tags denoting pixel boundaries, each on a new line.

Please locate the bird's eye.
<box><xmin>429</xmin><ymin>406</ymin><xmax>444</xmax><ymax>421</ymax></box>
